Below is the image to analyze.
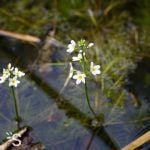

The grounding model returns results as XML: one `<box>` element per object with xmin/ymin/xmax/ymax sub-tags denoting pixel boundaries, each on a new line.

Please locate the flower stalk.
<box><xmin>81</xmin><ymin>51</ymin><xmax>97</xmax><ymax>118</ymax></box>
<box><xmin>0</xmin><ymin>63</ymin><xmax>25</xmax><ymax>129</ymax></box>
<box><xmin>84</xmin><ymin>78</ymin><xmax>97</xmax><ymax>118</ymax></box>
<box><xmin>66</xmin><ymin>39</ymin><xmax>101</xmax><ymax>119</ymax></box>
<box><xmin>11</xmin><ymin>87</ymin><xmax>22</xmax><ymax>124</ymax></box>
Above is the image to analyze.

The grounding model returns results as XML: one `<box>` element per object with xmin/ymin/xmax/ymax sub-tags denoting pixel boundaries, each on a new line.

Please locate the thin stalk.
<box><xmin>11</xmin><ymin>87</ymin><xmax>21</xmax><ymax>128</ymax></box>
<box><xmin>81</xmin><ymin>51</ymin><xmax>97</xmax><ymax>118</ymax></box>
<box><xmin>84</xmin><ymin>79</ymin><xmax>97</xmax><ymax>118</ymax></box>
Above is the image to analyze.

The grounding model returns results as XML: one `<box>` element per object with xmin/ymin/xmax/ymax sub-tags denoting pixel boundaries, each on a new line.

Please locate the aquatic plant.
<box><xmin>0</xmin><ymin>1</ymin><xmax>149</xmax><ymax>148</ymax></box>
<box><xmin>0</xmin><ymin>63</ymin><xmax>25</xmax><ymax>127</ymax></box>
<box><xmin>66</xmin><ymin>39</ymin><xmax>101</xmax><ymax>119</ymax></box>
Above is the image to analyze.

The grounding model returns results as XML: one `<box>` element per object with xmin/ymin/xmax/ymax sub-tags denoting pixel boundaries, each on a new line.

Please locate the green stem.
<box><xmin>11</xmin><ymin>87</ymin><xmax>21</xmax><ymax>127</ymax></box>
<box><xmin>84</xmin><ymin>79</ymin><xmax>97</xmax><ymax>118</ymax></box>
<box><xmin>81</xmin><ymin>51</ymin><xmax>97</xmax><ymax>118</ymax></box>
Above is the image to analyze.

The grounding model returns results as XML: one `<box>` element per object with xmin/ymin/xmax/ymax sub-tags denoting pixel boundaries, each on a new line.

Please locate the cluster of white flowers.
<box><xmin>66</xmin><ymin>40</ymin><xmax>101</xmax><ymax>85</ymax></box>
<box><xmin>0</xmin><ymin>63</ymin><xmax>25</xmax><ymax>87</ymax></box>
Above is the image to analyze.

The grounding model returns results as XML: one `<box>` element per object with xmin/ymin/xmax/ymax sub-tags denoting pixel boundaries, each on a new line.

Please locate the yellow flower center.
<box><xmin>78</xmin><ymin>75</ymin><xmax>82</xmax><ymax>80</ymax></box>
<box><xmin>92</xmin><ymin>68</ymin><xmax>96</xmax><ymax>71</ymax></box>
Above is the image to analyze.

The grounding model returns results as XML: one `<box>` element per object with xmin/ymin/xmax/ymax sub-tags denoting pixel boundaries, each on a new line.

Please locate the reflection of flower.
<box><xmin>90</xmin><ymin>62</ymin><xmax>101</xmax><ymax>76</ymax></box>
<box><xmin>66</xmin><ymin>40</ymin><xmax>76</xmax><ymax>53</ymax></box>
<box><xmin>73</xmin><ymin>71</ymin><xmax>86</xmax><ymax>84</ymax></box>
<box><xmin>72</xmin><ymin>53</ymin><xmax>82</xmax><ymax>61</ymax></box>
<box><xmin>69</xmin><ymin>63</ymin><xmax>74</xmax><ymax>78</ymax></box>
<box><xmin>9</xmin><ymin>77</ymin><xmax>20</xmax><ymax>87</ymax></box>
<box><xmin>0</xmin><ymin>63</ymin><xmax>25</xmax><ymax>87</ymax></box>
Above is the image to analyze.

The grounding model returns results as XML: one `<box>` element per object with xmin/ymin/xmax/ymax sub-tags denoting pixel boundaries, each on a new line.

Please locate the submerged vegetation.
<box><xmin>0</xmin><ymin>0</ymin><xmax>149</xmax><ymax>149</ymax></box>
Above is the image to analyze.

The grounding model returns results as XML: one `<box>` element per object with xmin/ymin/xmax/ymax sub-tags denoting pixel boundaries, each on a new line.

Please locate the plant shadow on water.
<box><xmin>0</xmin><ymin>36</ymin><xmax>149</xmax><ymax>150</ymax></box>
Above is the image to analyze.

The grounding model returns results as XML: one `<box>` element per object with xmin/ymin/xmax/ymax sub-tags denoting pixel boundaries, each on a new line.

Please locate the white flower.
<box><xmin>90</xmin><ymin>62</ymin><xmax>101</xmax><ymax>76</ymax></box>
<box><xmin>88</xmin><ymin>43</ymin><xmax>94</xmax><ymax>48</ymax></box>
<box><xmin>3</xmin><ymin>69</ymin><xmax>11</xmax><ymax>78</ymax></box>
<box><xmin>7</xmin><ymin>63</ymin><xmax>14</xmax><ymax>71</ymax></box>
<box><xmin>0</xmin><ymin>75</ymin><xmax>7</xmax><ymax>83</ymax></box>
<box><xmin>66</xmin><ymin>40</ymin><xmax>76</xmax><ymax>53</ymax></box>
<box><xmin>9</xmin><ymin>77</ymin><xmax>20</xmax><ymax>87</ymax></box>
<box><xmin>13</xmin><ymin>68</ymin><xmax>25</xmax><ymax>77</ymax></box>
<box><xmin>73</xmin><ymin>71</ymin><xmax>86</xmax><ymax>84</ymax></box>
<box><xmin>69</xmin><ymin>63</ymin><xmax>74</xmax><ymax>78</ymax></box>
<box><xmin>0</xmin><ymin>63</ymin><xmax>25</xmax><ymax>86</ymax></box>
<box><xmin>72</xmin><ymin>53</ymin><xmax>82</xmax><ymax>61</ymax></box>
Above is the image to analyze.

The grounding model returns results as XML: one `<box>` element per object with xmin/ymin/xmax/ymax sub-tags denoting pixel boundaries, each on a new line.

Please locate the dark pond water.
<box><xmin>0</xmin><ymin>37</ymin><xmax>149</xmax><ymax>150</ymax></box>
